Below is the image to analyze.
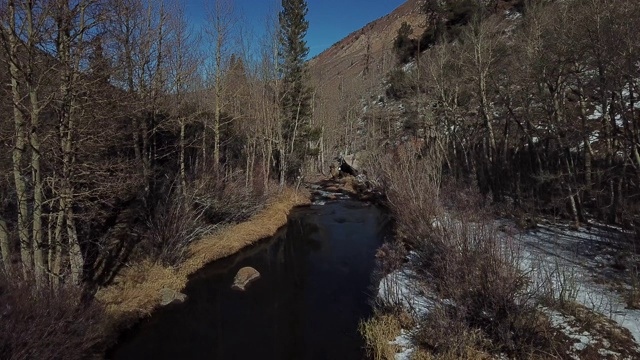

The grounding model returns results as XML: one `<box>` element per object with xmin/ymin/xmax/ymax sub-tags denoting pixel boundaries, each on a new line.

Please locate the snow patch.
<box><xmin>390</xmin><ymin>330</ymin><xmax>414</xmax><ymax>360</ymax></box>
<box><xmin>378</xmin><ymin>269</ymin><xmax>434</xmax><ymax>318</ymax></box>
<box><xmin>519</xmin><ymin>224</ymin><xmax>640</xmax><ymax>347</ymax></box>
<box><xmin>402</xmin><ymin>61</ymin><xmax>416</xmax><ymax>73</ymax></box>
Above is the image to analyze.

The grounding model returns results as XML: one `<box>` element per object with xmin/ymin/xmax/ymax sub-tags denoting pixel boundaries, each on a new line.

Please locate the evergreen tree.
<box><xmin>393</xmin><ymin>22</ymin><xmax>417</xmax><ymax>63</ymax></box>
<box><xmin>278</xmin><ymin>0</ymin><xmax>316</xmax><ymax>181</ymax></box>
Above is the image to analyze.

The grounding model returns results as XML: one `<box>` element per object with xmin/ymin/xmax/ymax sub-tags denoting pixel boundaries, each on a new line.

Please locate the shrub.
<box><xmin>386</xmin><ymin>68</ymin><xmax>416</xmax><ymax>100</ymax></box>
<box><xmin>375</xmin><ymin>140</ymin><xmax>443</xmax><ymax>243</ymax></box>
<box><xmin>193</xmin><ymin>167</ymin><xmax>269</xmax><ymax>225</ymax></box>
<box><xmin>372</xmin><ymin>144</ymin><xmax>563</xmax><ymax>357</ymax></box>
<box><xmin>143</xmin><ymin>188</ymin><xmax>210</xmax><ymax>267</ymax></box>
<box><xmin>0</xmin><ymin>277</ymin><xmax>106</xmax><ymax>360</ymax></box>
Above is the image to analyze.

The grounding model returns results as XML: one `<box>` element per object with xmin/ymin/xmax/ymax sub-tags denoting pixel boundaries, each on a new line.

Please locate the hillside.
<box><xmin>309</xmin><ymin>0</ymin><xmax>423</xmax><ymax>86</ymax></box>
<box><xmin>308</xmin><ymin>0</ymin><xmax>424</xmax><ymax>157</ymax></box>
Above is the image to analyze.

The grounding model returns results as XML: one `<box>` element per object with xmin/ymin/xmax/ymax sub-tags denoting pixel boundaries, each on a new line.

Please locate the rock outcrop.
<box><xmin>159</xmin><ymin>288</ymin><xmax>187</xmax><ymax>306</ymax></box>
<box><xmin>232</xmin><ymin>267</ymin><xmax>261</xmax><ymax>291</ymax></box>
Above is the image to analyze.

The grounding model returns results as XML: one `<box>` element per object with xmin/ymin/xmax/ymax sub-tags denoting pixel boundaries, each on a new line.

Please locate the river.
<box><xmin>109</xmin><ymin>199</ymin><xmax>389</xmax><ymax>360</ymax></box>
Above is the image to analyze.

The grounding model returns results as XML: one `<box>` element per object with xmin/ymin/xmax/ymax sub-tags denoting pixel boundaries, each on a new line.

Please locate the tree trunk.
<box><xmin>0</xmin><ymin>218</ymin><xmax>10</xmax><ymax>274</ymax></box>
<box><xmin>27</xmin><ymin>0</ymin><xmax>44</xmax><ymax>285</ymax></box>
<box><xmin>180</xmin><ymin>117</ymin><xmax>187</xmax><ymax>194</ymax></box>
<box><xmin>51</xmin><ymin>205</ymin><xmax>65</xmax><ymax>288</ymax></box>
<box><xmin>214</xmin><ymin>20</ymin><xmax>223</xmax><ymax>169</ymax></box>
<box><xmin>64</xmin><ymin>196</ymin><xmax>83</xmax><ymax>285</ymax></box>
<box><xmin>8</xmin><ymin>0</ymin><xmax>33</xmax><ymax>279</ymax></box>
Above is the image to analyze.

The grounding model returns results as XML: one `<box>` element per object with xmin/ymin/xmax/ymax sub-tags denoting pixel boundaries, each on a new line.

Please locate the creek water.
<box><xmin>109</xmin><ymin>200</ymin><xmax>390</xmax><ymax>360</ymax></box>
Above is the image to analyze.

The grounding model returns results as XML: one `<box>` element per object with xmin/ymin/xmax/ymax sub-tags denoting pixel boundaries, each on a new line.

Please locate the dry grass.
<box><xmin>95</xmin><ymin>187</ymin><xmax>309</xmax><ymax>327</ymax></box>
<box><xmin>560</xmin><ymin>303</ymin><xmax>639</xmax><ymax>359</ymax></box>
<box><xmin>411</xmin><ymin>344</ymin><xmax>493</xmax><ymax>360</ymax></box>
<box><xmin>359</xmin><ymin>313</ymin><xmax>403</xmax><ymax>360</ymax></box>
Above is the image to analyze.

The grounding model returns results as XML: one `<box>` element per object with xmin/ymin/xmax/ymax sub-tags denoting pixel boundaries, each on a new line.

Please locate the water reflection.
<box><xmin>110</xmin><ymin>201</ymin><xmax>389</xmax><ymax>360</ymax></box>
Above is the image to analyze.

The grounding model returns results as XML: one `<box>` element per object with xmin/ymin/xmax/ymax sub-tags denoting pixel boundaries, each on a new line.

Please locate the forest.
<box><xmin>0</xmin><ymin>0</ymin><xmax>319</xmax><ymax>357</ymax></box>
<box><xmin>360</xmin><ymin>0</ymin><xmax>640</xmax><ymax>358</ymax></box>
<box><xmin>3</xmin><ymin>0</ymin><xmax>640</xmax><ymax>358</ymax></box>
<box><xmin>384</xmin><ymin>0</ymin><xmax>640</xmax><ymax>228</ymax></box>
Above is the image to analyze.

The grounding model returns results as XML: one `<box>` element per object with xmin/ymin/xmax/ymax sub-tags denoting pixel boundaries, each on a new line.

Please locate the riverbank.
<box><xmin>96</xmin><ymin>187</ymin><xmax>309</xmax><ymax>329</ymax></box>
<box><xmin>365</xmin><ymin>216</ymin><xmax>640</xmax><ymax>360</ymax></box>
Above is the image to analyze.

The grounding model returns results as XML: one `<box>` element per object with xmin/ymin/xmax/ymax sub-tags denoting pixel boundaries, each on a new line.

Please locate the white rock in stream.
<box><xmin>159</xmin><ymin>288</ymin><xmax>187</xmax><ymax>306</ymax></box>
<box><xmin>232</xmin><ymin>267</ymin><xmax>261</xmax><ymax>291</ymax></box>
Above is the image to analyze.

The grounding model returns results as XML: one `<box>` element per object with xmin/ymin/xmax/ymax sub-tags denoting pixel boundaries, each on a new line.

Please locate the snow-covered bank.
<box><xmin>374</xmin><ymin>220</ymin><xmax>640</xmax><ymax>359</ymax></box>
<box><xmin>376</xmin><ymin>269</ymin><xmax>428</xmax><ymax>360</ymax></box>
<box><xmin>519</xmin><ymin>223</ymin><xmax>640</xmax><ymax>347</ymax></box>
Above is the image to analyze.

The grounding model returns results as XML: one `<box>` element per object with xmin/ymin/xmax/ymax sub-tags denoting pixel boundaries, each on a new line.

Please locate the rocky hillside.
<box><xmin>309</xmin><ymin>0</ymin><xmax>423</xmax><ymax>85</ymax></box>
<box><xmin>309</xmin><ymin>0</ymin><xmax>425</xmax><ymax>157</ymax></box>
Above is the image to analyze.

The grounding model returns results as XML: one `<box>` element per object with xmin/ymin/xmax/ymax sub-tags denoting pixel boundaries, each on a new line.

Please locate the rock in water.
<box><xmin>159</xmin><ymin>288</ymin><xmax>187</xmax><ymax>306</ymax></box>
<box><xmin>232</xmin><ymin>267</ymin><xmax>261</xmax><ymax>291</ymax></box>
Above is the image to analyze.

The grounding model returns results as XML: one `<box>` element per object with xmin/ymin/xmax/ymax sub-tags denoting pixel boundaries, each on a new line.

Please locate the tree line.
<box><xmin>384</xmin><ymin>0</ymin><xmax>640</xmax><ymax>230</ymax></box>
<box><xmin>0</xmin><ymin>0</ymin><xmax>313</xmax><ymax>305</ymax></box>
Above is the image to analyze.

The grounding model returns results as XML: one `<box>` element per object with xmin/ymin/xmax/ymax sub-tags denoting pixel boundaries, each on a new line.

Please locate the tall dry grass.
<box><xmin>95</xmin><ymin>187</ymin><xmax>309</xmax><ymax>326</ymax></box>
<box><xmin>359</xmin><ymin>313</ymin><xmax>403</xmax><ymax>360</ymax></box>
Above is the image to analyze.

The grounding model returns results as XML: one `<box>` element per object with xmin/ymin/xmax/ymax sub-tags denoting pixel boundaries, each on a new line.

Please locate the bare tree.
<box><xmin>204</xmin><ymin>0</ymin><xmax>236</xmax><ymax>170</ymax></box>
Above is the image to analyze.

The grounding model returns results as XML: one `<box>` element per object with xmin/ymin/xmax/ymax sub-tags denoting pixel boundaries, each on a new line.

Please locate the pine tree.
<box><xmin>278</xmin><ymin>0</ymin><xmax>316</xmax><ymax>182</ymax></box>
<box><xmin>394</xmin><ymin>22</ymin><xmax>417</xmax><ymax>63</ymax></box>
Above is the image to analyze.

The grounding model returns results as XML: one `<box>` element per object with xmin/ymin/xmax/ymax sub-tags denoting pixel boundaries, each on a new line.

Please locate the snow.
<box><xmin>402</xmin><ymin>61</ymin><xmax>416</xmax><ymax>73</ymax></box>
<box><xmin>390</xmin><ymin>330</ymin><xmax>415</xmax><ymax>360</ymax></box>
<box><xmin>505</xmin><ymin>10</ymin><xmax>522</xmax><ymax>21</ymax></box>
<box><xmin>377</xmin><ymin>220</ymin><xmax>640</xmax><ymax>359</ymax></box>
<box><xmin>518</xmin><ymin>224</ymin><xmax>640</xmax><ymax>346</ymax></box>
<box><xmin>378</xmin><ymin>269</ymin><xmax>433</xmax><ymax>318</ymax></box>
<box><xmin>547</xmin><ymin>309</ymin><xmax>594</xmax><ymax>353</ymax></box>
<box><xmin>616</xmin><ymin>114</ymin><xmax>624</xmax><ymax>128</ymax></box>
<box><xmin>588</xmin><ymin>105</ymin><xmax>604</xmax><ymax>120</ymax></box>
<box><xmin>377</xmin><ymin>267</ymin><xmax>434</xmax><ymax>359</ymax></box>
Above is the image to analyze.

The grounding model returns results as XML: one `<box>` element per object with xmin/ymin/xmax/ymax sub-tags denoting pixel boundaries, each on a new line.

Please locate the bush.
<box><xmin>373</xmin><ymin>145</ymin><xmax>564</xmax><ymax>357</ymax></box>
<box><xmin>139</xmin><ymin>167</ymin><xmax>271</xmax><ymax>267</ymax></box>
<box><xmin>143</xmin><ymin>188</ymin><xmax>210</xmax><ymax>267</ymax></box>
<box><xmin>0</xmin><ymin>277</ymin><xmax>106</xmax><ymax>360</ymax></box>
<box><xmin>386</xmin><ymin>68</ymin><xmax>416</xmax><ymax>100</ymax></box>
<box><xmin>375</xmin><ymin>140</ymin><xmax>443</xmax><ymax>243</ymax></box>
<box><xmin>412</xmin><ymin>217</ymin><xmax>554</xmax><ymax>357</ymax></box>
<box><xmin>193</xmin><ymin>167</ymin><xmax>269</xmax><ymax>225</ymax></box>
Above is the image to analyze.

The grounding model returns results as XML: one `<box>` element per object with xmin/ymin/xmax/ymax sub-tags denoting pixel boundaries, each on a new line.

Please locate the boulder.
<box><xmin>159</xmin><ymin>288</ymin><xmax>187</xmax><ymax>306</ymax></box>
<box><xmin>232</xmin><ymin>266</ymin><xmax>261</xmax><ymax>291</ymax></box>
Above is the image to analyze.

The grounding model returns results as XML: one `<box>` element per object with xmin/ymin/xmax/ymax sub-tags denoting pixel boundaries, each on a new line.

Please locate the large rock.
<box><xmin>159</xmin><ymin>288</ymin><xmax>187</xmax><ymax>306</ymax></box>
<box><xmin>343</xmin><ymin>154</ymin><xmax>359</xmax><ymax>170</ymax></box>
<box><xmin>232</xmin><ymin>267</ymin><xmax>261</xmax><ymax>291</ymax></box>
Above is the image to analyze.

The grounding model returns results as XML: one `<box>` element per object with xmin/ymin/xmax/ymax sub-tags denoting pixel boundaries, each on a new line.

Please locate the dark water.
<box><xmin>109</xmin><ymin>200</ymin><xmax>389</xmax><ymax>360</ymax></box>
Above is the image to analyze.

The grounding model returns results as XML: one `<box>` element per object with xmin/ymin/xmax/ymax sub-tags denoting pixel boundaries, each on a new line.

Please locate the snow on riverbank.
<box><xmin>377</xmin><ymin>267</ymin><xmax>434</xmax><ymax>318</ymax></box>
<box><xmin>377</xmin><ymin>269</ymin><xmax>427</xmax><ymax>360</ymax></box>
<box><xmin>519</xmin><ymin>223</ymin><xmax>640</xmax><ymax>346</ymax></box>
<box><xmin>376</xmin><ymin>220</ymin><xmax>640</xmax><ymax>359</ymax></box>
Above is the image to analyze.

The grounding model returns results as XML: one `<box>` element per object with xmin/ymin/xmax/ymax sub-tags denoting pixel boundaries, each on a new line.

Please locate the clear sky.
<box><xmin>185</xmin><ymin>0</ymin><xmax>407</xmax><ymax>58</ymax></box>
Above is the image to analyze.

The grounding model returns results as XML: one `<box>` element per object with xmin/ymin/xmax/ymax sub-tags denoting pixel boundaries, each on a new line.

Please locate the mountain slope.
<box><xmin>309</xmin><ymin>0</ymin><xmax>424</xmax><ymax>157</ymax></box>
<box><xmin>310</xmin><ymin>0</ymin><xmax>423</xmax><ymax>84</ymax></box>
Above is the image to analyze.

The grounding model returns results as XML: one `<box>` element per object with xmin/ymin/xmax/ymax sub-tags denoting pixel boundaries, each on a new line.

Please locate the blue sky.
<box><xmin>185</xmin><ymin>0</ymin><xmax>406</xmax><ymax>58</ymax></box>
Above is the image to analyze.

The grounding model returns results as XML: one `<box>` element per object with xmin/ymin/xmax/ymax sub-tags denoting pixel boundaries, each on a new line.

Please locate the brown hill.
<box><xmin>310</xmin><ymin>0</ymin><xmax>423</xmax><ymax>84</ymax></box>
<box><xmin>309</xmin><ymin>0</ymin><xmax>424</xmax><ymax>157</ymax></box>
